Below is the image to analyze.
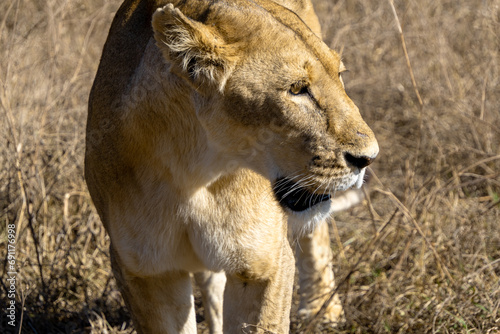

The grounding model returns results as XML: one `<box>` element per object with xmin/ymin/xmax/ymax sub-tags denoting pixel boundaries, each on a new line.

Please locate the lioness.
<box><xmin>85</xmin><ymin>0</ymin><xmax>378</xmax><ymax>333</ymax></box>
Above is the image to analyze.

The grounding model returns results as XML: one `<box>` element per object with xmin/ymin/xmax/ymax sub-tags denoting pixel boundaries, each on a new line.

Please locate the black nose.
<box><xmin>344</xmin><ymin>152</ymin><xmax>374</xmax><ymax>169</ymax></box>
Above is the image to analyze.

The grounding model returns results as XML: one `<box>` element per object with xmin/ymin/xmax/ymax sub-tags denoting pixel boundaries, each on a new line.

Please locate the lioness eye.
<box><xmin>289</xmin><ymin>82</ymin><xmax>309</xmax><ymax>96</ymax></box>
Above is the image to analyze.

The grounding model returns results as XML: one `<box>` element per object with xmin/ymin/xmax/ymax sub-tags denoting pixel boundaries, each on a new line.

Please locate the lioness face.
<box><xmin>153</xmin><ymin>2</ymin><xmax>378</xmax><ymax>223</ymax></box>
<box><xmin>220</xmin><ymin>45</ymin><xmax>378</xmax><ymax>214</ymax></box>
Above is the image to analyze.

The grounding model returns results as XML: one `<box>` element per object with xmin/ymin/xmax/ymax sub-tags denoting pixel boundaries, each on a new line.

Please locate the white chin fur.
<box><xmin>288</xmin><ymin>168</ymin><xmax>367</xmax><ymax>236</ymax></box>
<box><xmin>354</xmin><ymin>168</ymin><xmax>366</xmax><ymax>189</ymax></box>
<box><xmin>288</xmin><ymin>200</ymin><xmax>333</xmax><ymax>236</ymax></box>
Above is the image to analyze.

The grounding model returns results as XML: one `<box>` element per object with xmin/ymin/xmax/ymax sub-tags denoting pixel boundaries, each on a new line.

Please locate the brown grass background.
<box><xmin>0</xmin><ymin>0</ymin><xmax>499</xmax><ymax>333</ymax></box>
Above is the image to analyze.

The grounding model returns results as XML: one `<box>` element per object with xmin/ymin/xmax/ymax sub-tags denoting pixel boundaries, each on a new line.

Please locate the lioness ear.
<box><xmin>152</xmin><ymin>4</ymin><xmax>238</xmax><ymax>91</ymax></box>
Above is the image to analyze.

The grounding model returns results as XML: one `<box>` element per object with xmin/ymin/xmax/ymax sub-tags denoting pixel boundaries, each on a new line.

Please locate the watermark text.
<box><xmin>6</xmin><ymin>222</ymin><xmax>17</xmax><ymax>327</ymax></box>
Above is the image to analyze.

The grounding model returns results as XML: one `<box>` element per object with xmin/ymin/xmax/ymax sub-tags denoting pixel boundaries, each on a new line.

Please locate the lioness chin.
<box><xmin>85</xmin><ymin>0</ymin><xmax>378</xmax><ymax>332</ymax></box>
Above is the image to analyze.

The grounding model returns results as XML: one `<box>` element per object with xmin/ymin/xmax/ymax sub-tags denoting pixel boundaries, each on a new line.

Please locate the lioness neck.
<box><xmin>120</xmin><ymin>39</ymin><xmax>227</xmax><ymax>193</ymax></box>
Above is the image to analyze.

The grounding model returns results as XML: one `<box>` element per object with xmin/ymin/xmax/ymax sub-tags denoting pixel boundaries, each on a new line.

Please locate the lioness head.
<box><xmin>153</xmin><ymin>0</ymin><xmax>378</xmax><ymax>230</ymax></box>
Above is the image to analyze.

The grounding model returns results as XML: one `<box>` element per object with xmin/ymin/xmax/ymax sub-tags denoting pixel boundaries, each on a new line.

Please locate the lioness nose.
<box><xmin>344</xmin><ymin>152</ymin><xmax>375</xmax><ymax>169</ymax></box>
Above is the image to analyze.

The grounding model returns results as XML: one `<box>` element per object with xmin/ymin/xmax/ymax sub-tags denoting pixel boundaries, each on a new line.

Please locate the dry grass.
<box><xmin>1</xmin><ymin>0</ymin><xmax>499</xmax><ymax>333</ymax></box>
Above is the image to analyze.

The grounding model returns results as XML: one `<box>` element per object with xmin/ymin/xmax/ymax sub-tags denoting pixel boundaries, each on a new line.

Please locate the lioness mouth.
<box><xmin>273</xmin><ymin>177</ymin><xmax>331</xmax><ymax>212</ymax></box>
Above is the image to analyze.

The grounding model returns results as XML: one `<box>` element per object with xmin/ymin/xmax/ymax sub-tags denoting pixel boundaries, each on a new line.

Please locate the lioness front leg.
<box><xmin>194</xmin><ymin>271</ymin><xmax>226</xmax><ymax>334</ymax></box>
<box><xmin>111</xmin><ymin>248</ymin><xmax>197</xmax><ymax>334</ymax></box>
<box><xmin>296</xmin><ymin>222</ymin><xmax>344</xmax><ymax>323</ymax></box>
<box><xmin>296</xmin><ymin>188</ymin><xmax>366</xmax><ymax>322</ymax></box>
<box><xmin>223</xmin><ymin>242</ymin><xmax>295</xmax><ymax>333</ymax></box>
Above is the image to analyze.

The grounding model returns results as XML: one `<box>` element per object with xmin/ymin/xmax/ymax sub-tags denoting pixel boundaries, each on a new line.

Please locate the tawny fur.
<box><xmin>85</xmin><ymin>0</ymin><xmax>378</xmax><ymax>333</ymax></box>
